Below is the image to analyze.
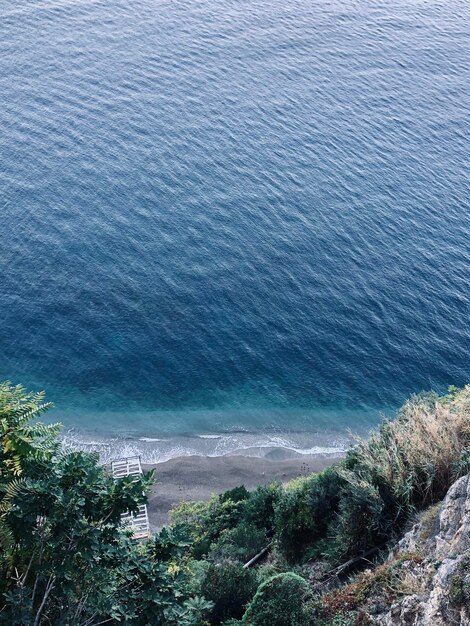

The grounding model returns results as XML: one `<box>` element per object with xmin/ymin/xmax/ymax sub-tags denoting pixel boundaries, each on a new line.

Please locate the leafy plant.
<box><xmin>0</xmin><ymin>382</ymin><xmax>60</xmax><ymax>478</ymax></box>
<box><xmin>171</xmin><ymin>492</ymin><xmax>248</xmax><ymax>559</ymax></box>
<box><xmin>274</xmin><ymin>467</ymin><xmax>343</xmax><ymax>561</ymax></box>
<box><xmin>241</xmin><ymin>572</ymin><xmax>313</xmax><ymax>626</ymax></box>
<box><xmin>200</xmin><ymin>562</ymin><xmax>258</xmax><ymax>624</ymax></box>
<box><xmin>0</xmin><ymin>383</ymin><xmax>209</xmax><ymax>625</ymax></box>
<box><xmin>209</xmin><ymin>522</ymin><xmax>267</xmax><ymax>564</ymax></box>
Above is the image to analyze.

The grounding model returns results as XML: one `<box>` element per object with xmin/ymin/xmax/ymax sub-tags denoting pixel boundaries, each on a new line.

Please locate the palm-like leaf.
<box><xmin>0</xmin><ymin>382</ymin><xmax>60</xmax><ymax>479</ymax></box>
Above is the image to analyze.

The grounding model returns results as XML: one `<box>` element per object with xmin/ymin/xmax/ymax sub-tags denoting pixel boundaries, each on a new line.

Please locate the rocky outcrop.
<box><xmin>372</xmin><ymin>472</ymin><xmax>470</xmax><ymax>626</ymax></box>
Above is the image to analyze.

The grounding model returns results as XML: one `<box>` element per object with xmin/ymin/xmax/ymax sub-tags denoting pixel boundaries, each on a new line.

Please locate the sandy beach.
<box><xmin>145</xmin><ymin>452</ymin><xmax>344</xmax><ymax>530</ymax></box>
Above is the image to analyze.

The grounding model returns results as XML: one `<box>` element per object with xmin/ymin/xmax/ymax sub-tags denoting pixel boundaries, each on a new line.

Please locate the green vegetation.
<box><xmin>200</xmin><ymin>562</ymin><xmax>257</xmax><ymax>624</ymax></box>
<box><xmin>1</xmin><ymin>380</ymin><xmax>469</xmax><ymax>625</ymax></box>
<box><xmin>172</xmin><ymin>387</ymin><xmax>470</xmax><ymax>568</ymax></box>
<box><xmin>168</xmin><ymin>385</ymin><xmax>470</xmax><ymax>625</ymax></box>
<box><xmin>0</xmin><ymin>382</ymin><xmax>212</xmax><ymax>625</ymax></box>
<box><xmin>242</xmin><ymin>572</ymin><xmax>314</xmax><ymax>626</ymax></box>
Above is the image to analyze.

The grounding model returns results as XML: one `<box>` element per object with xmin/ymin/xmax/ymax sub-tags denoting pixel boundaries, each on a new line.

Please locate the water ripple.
<box><xmin>0</xmin><ymin>0</ymin><xmax>469</xmax><ymax>441</ymax></box>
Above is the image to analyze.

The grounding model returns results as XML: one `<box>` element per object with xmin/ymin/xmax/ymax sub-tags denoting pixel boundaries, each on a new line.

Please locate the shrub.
<box><xmin>171</xmin><ymin>494</ymin><xmax>247</xmax><ymax>559</ymax></box>
<box><xmin>171</xmin><ymin>386</ymin><xmax>470</xmax><ymax>573</ymax></box>
<box><xmin>275</xmin><ymin>388</ymin><xmax>470</xmax><ymax>564</ymax></box>
<box><xmin>243</xmin><ymin>483</ymin><xmax>282</xmax><ymax>532</ymax></box>
<box><xmin>209</xmin><ymin>522</ymin><xmax>268</xmax><ymax>564</ymax></box>
<box><xmin>255</xmin><ymin>563</ymin><xmax>283</xmax><ymax>585</ymax></box>
<box><xmin>170</xmin><ymin>499</ymin><xmax>212</xmax><ymax>532</ymax></box>
<box><xmin>351</xmin><ymin>390</ymin><xmax>470</xmax><ymax>510</ymax></box>
<box><xmin>220</xmin><ymin>485</ymin><xmax>250</xmax><ymax>503</ymax></box>
<box><xmin>242</xmin><ymin>572</ymin><xmax>313</xmax><ymax>626</ymax></box>
<box><xmin>185</xmin><ymin>558</ymin><xmax>212</xmax><ymax>595</ymax></box>
<box><xmin>200</xmin><ymin>562</ymin><xmax>258</xmax><ymax>625</ymax></box>
<box><xmin>274</xmin><ymin>468</ymin><xmax>343</xmax><ymax>560</ymax></box>
<box><xmin>320</xmin><ymin>469</ymin><xmax>388</xmax><ymax>562</ymax></box>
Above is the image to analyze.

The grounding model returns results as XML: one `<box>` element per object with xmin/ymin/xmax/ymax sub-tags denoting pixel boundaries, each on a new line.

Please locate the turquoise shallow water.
<box><xmin>1</xmin><ymin>0</ymin><xmax>469</xmax><ymax>459</ymax></box>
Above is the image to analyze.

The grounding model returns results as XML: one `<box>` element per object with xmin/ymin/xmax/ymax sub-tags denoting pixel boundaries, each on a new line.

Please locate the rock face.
<box><xmin>373</xmin><ymin>472</ymin><xmax>470</xmax><ymax>626</ymax></box>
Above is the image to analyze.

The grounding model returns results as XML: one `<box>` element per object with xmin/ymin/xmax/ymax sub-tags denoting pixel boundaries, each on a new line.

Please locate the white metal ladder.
<box><xmin>111</xmin><ymin>455</ymin><xmax>150</xmax><ymax>540</ymax></box>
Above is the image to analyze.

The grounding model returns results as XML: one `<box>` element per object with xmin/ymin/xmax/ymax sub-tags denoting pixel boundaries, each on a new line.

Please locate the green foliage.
<box><xmin>272</xmin><ymin>389</ymin><xmax>470</xmax><ymax>563</ymax></box>
<box><xmin>1</xmin><ymin>448</ymin><xmax>206</xmax><ymax>624</ymax></box>
<box><xmin>3</xmin><ymin>381</ymin><xmax>470</xmax><ymax>625</ymax></box>
<box><xmin>171</xmin><ymin>490</ymin><xmax>251</xmax><ymax>559</ymax></box>
<box><xmin>209</xmin><ymin>522</ymin><xmax>267</xmax><ymax>564</ymax></box>
<box><xmin>0</xmin><ymin>382</ymin><xmax>61</xmax><ymax>556</ymax></box>
<box><xmin>0</xmin><ymin>383</ymin><xmax>210</xmax><ymax>626</ymax></box>
<box><xmin>171</xmin><ymin>484</ymin><xmax>281</xmax><ymax>564</ymax></box>
<box><xmin>453</xmin><ymin>448</ymin><xmax>470</xmax><ymax>477</ymax></box>
<box><xmin>440</xmin><ymin>385</ymin><xmax>460</xmax><ymax>404</ymax></box>
<box><xmin>170</xmin><ymin>499</ymin><xmax>213</xmax><ymax>539</ymax></box>
<box><xmin>175</xmin><ymin>387</ymin><xmax>470</xmax><ymax>571</ymax></box>
<box><xmin>243</xmin><ymin>483</ymin><xmax>282</xmax><ymax>532</ymax></box>
<box><xmin>186</xmin><ymin>558</ymin><xmax>212</xmax><ymax>595</ymax></box>
<box><xmin>320</xmin><ymin>469</ymin><xmax>388</xmax><ymax>562</ymax></box>
<box><xmin>220</xmin><ymin>485</ymin><xmax>250</xmax><ymax>504</ymax></box>
<box><xmin>153</xmin><ymin>523</ymin><xmax>193</xmax><ymax>560</ymax></box>
<box><xmin>0</xmin><ymin>381</ymin><xmax>60</xmax><ymax>479</ymax></box>
<box><xmin>255</xmin><ymin>563</ymin><xmax>283</xmax><ymax>585</ymax></box>
<box><xmin>274</xmin><ymin>468</ymin><xmax>343</xmax><ymax>560</ymax></box>
<box><xmin>200</xmin><ymin>562</ymin><xmax>258</xmax><ymax>625</ymax></box>
<box><xmin>241</xmin><ymin>572</ymin><xmax>313</xmax><ymax>626</ymax></box>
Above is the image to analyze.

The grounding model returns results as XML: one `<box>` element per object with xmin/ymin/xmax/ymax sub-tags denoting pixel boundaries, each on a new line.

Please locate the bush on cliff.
<box><xmin>200</xmin><ymin>561</ymin><xmax>258</xmax><ymax>624</ymax></box>
<box><xmin>241</xmin><ymin>572</ymin><xmax>313</xmax><ymax>626</ymax></box>
<box><xmin>171</xmin><ymin>483</ymin><xmax>280</xmax><ymax>563</ymax></box>
<box><xmin>170</xmin><ymin>387</ymin><xmax>470</xmax><ymax>567</ymax></box>
<box><xmin>3</xmin><ymin>379</ymin><xmax>470</xmax><ymax>625</ymax></box>
<box><xmin>171</xmin><ymin>489</ymin><xmax>250</xmax><ymax>559</ymax></box>
<box><xmin>272</xmin><ymin>388</ymin><xmax>470</xmax><ymax>563</ymax></box>
<box><xmin>273</xmin><ymin>467</ymin><xmax>344</xmax><ymax>561</ymax></box>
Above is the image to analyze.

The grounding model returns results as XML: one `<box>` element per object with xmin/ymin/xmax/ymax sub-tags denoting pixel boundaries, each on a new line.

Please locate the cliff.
<box><xmin>338</xmin><ymin>471</ymin><xmax>470</xmax><ymax>626</ymax></box>
<box><xmin>379</xmin><ymin>471</ymin><xmax>470</xmax><ymax>625</ymax></box>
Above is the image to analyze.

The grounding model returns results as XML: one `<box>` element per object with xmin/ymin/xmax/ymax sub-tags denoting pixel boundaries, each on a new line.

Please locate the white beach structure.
<box><xmin>111</xmin><ymin>455</ymin><xmax>150</xmax><ymax>540</ymax></box>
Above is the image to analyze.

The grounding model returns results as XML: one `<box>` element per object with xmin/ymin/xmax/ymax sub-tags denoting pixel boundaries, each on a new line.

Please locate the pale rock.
<box><xmin>371</xmin><ymin>473</ymin><xmax>470</xmax><ymax>626</ymax></box>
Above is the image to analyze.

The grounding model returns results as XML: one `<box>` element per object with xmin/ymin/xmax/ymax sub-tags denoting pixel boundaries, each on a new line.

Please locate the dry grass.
<box><xmin>321</xmin><ymin>553</ymin><xmax>426</xmax><ymax>618</ymax></box>
<box><xmin>353</xmin><ymin>386</ymin><xmax>470</xmax><ymax>508</ymax></box>
<box><xmin>414</xmin><ymin>502</ymin><xmax>442</xmax><ymax>544</ymax></box>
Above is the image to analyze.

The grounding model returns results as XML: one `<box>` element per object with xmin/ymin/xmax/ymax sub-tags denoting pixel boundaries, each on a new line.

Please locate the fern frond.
<box><xmin>22</xmin><ymin>422</ymin><xmax>61</xmax><ymax>438</ymax></box>
<box><xmin>13</xmin><ymin>402</ymin><xmax>53</xmax><ymax>424</ymax></box>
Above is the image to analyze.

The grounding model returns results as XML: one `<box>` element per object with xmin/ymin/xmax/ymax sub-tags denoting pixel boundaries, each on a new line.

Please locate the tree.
<box><xmin>0</xmin><ymin>383</ymin><xmax>211</xmax><ymax>625</ymax></box>
<box><xmin>0</xmin><ymin>382</ymin><xmax>60</xmax><ymax>555</ymax></box>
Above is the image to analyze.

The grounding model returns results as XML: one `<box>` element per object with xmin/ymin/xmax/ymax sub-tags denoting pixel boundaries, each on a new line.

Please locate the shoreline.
<box><xmin>61</xmin><ymin>428</ymin><xmax>354</xmax><ymax>465</ymax></box>
<box><xmin>144</xmin><ymin>451</ymin><xmax>344</xmax><ymax>530</ymax></box>
<box><xmin>60</xmin><ymin>428</ymin><xmax>351</xmax><ymax>529</ymax></box>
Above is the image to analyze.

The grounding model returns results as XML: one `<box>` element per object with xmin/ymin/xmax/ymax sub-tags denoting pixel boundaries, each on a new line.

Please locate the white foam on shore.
<box><xmin>60</xmin><ymin>429</ymin><xmax>352</xmax><ymax>465</ymax></box>
<box><xmin>139</xmin><ymin>437</ymin><xmax>165</xmax><ymax>442</ymax></box>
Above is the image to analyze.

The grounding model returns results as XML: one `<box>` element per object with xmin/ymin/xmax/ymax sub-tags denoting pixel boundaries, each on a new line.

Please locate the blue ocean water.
<box><xmin>1</xmin><ymin>0</ymin><xmax>469</xmax><ymax>459</ymax></box>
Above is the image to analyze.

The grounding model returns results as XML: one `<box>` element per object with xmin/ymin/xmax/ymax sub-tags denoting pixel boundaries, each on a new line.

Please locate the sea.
<box><xmin>1</xmin><ymin>0</ymin><xmax>469</xmax><ymax>463</ymax></box>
